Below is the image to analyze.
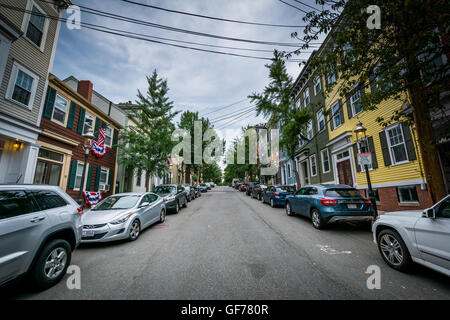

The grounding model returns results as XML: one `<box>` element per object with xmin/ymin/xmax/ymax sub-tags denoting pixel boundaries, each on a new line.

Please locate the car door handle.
<box><xmin>30</xmin><ymin>216</ymin><xmax>46</xmax><ymax>223</ymax></box>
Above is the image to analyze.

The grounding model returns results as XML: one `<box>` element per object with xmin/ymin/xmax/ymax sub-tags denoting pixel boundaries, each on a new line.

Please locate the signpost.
<box><xmin>358</xmin><ymin>153</ymin><xmax>372</xmax><ymax>167</ymax></box>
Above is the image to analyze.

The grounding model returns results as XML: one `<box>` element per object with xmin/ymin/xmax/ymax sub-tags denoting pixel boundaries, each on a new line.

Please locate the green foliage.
<box><xmin>202</xmin><ymin>163</ymin><xmax>222</xmax><ymax>184</ymax></box>
<box><xmin>117</xmin><ymin>70</ymin><xmax>179</xmax><ymax>190</ymax></box>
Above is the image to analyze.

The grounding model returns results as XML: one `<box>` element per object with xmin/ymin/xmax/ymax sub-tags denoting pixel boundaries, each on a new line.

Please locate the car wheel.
<box><xmin>129</xmin><ymin>219</ymin><xmax>141</xmax><ymax>241</ymax></box>
<box><xmin>182</xmin><ymin>197</ymin><xmax>188</xmax><ymax>208</ymax></box>
<box><xmin>187</xmin><ymin>195</ymin><xmax>191</xmax><ymax>202</ymax></box>
<box><xmin>30</xmin><ymin>239</ymin><xmax>71</xmax><ymax>290</ymax></box>
<box><xmin>377</xmin><ymin>229</ymin><xmax>412</xmax><ymax>271</ymax></box>
<box><xmin>311</xmin><ymin>209</ymin><xmax>325</xmax><ymax>230</ymax></box>
<box><xmin>159</xmin><ymin>209</ymin><xmax>166</xmax><ymax>223</ymax></box>
<box><xmin>270</xmin><ymin>198</ymin><xmax>275</xmax><ymax>208</ymax></box>
<box><xmin>286</xmin><ymin>202</ymin><xmax>294</xmax><ymax>216</ymax></box>
<box><xmin>259</xmin><ymin>194</ymin><xmax>262</xmax><ymax>201</ymax></box>
<box><xmin>175</xmin><ymin>201</ymin><xmax>180</xmax><ymax>214</ymax></box>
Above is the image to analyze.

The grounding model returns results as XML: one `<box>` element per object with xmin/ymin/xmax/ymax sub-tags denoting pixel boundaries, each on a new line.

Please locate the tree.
<box><xmin>292</xmin><ymin>0</ymin><xmax>449</xmax><ymax>202</ymax></box>
<box><xmin>117</xmin><ymin>70</ymin><xmax>178</xmax><ymax>191</ymax></box>
<box><xmin>249</xmin><ymin>51</ymin><xmax>312</xmax><ymax>188</ymax></box>
<box><xmin>202</xmin><ymin>163</ymin><xmax>222</xmax><ymax>184</ymax></box>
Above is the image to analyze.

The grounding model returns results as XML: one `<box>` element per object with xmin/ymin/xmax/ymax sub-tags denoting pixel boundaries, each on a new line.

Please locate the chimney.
<box><xmin>77</xmin><ymin>80</ymin><xmax>93</xmax><ymax>102</ymax></box>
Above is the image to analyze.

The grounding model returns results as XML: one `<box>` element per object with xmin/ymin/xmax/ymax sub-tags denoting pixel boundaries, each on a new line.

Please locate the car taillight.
<box><xmin>260</xmin><ymin>188</ymin><xmax>263</xmax><ymax>192</ymax></box>
<box><xmin>274</xmin><ymin>192</ymin><xmax>279</xmax><ymax>196</ymax></box>
<box><xmin>321</xmin><ymin>198</ymin><xmax>338</xmax><ymax>206</ymax></box>
<box><xmin>364</xmin><ymin>198</ymin><xmax>372</xmax><ymax>205</ymax></box>
<box><xmin>77</xmin><ymin>207</ymin><xmax>83</xmax><ymax>216</ymax></box>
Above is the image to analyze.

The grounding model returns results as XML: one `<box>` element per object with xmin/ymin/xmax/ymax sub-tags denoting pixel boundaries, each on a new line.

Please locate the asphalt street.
<box><xmin>4</xmin><ymin>187</ymin><xmax>450</xmax><ymax>299</ymax></box>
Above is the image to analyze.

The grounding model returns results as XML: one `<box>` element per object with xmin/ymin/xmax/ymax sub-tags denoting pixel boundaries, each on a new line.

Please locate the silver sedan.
<box><xmin>81</xmin><ymin>192</ymin><xmax>166</xmax><ymax>243</ymax></box>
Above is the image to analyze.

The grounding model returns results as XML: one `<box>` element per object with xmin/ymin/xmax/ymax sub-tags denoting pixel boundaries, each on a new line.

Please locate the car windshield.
<box><xmin>277</xmin><ymin>186</ymin><xmax>296</xmax><ymax>192</ymax></box>
<box><xmin>92</xmin><ymin>195</ymin><xmax>140</xmax><ymax>211</ymax></box>
<box><xmin>154</xmin><ymin>186</ymin><xmax>176</xmax><ymax>194</ymax></box>
<box><xmin>200</xmin><ymin>183</ymin><xmax>206</xmax><ymax>186</ymax></box>
<box><xmin>325</xmin><ymin>188</ymin><xmax>362</xmax><ymax>198</ymax></box>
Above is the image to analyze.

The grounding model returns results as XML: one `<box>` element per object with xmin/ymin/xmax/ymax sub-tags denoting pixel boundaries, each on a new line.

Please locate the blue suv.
<box><xmin>285</xmin><ymin>184</ymin><xmax>374</xmax><ymax>229</ymax></box>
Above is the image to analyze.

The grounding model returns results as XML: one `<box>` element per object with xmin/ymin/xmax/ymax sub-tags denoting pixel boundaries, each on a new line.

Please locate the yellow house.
<box><xmin>323</xmin><ymin>74</ymin><xmax>433</xmax><ymax>212</ymax></box>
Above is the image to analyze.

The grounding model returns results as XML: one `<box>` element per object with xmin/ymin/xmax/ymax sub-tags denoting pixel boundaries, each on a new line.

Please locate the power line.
<box><xmin>2</xmin><ymin>4</ymin><xmax>306</xmax><ymax>62</ymax></box>
<box><xmin>201</xmin><ymin>99</ymin><xmax>248</xmax><ymax>117</ymax></box>
<box><xmin>215</xmin><ymin>111</ymin><xmax>259</xmax><ymax>130</ymax></box>
<box><xmin>277</xmin><ymin>0</ymin><xmax>309</xmax><ymax>14</ymax></box>
<box><xmin>210</xmin><ymin>106</ymin><xmax>257</xmax><ymax>123</ymax></box>
<box><xmin>291</xmin><ymin>0</ymin><xmax>322</xmax><ymax>12</ymax></box>
<box><xmin>122</xmin><ymin>0</ymin><xmax>307</xmax><ymax>28</ymax></box>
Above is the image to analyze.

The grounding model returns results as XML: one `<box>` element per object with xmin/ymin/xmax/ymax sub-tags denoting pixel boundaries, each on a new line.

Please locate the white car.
<box><xmin>372</xmin><ymin>195</ymin><xmax>450</xmax><ymax>276</ymax></box>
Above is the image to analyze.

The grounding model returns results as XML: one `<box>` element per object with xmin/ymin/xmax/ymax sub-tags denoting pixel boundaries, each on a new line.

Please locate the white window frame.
<box><xmin>6</xmin><ymin>60</ymin><xmax>40</xmax><ymax>110</ymax></box>
<box><xmin>74</xmin><ymin>162</ymin><xmax>85</xmax><ymax>190</ymax></box>
<box><xmin>314</xmin><ymin>76</ymin><xmax>322</xmax><ymax>95</ymax></box>
<box><xmin>331</xmin><ymin>101</ymin><xmax>343</xmax><ymax>129</ymax></box>
<box><xmin>385</xmin><ymin>123</ymin><xmax>409</xmax><ymax>166</ymax></box>
<box><xmin>316</xmin><ymin>108</ymin><xmax>325</xmax><ymax>132</ymax></box>
<box><xmin>99</xmin><ymin>167</ymin><xmax>109</xmax><ymax>185</ymax></box>
<box><xmin>51</xmin><ymin>93</ymin><xmax>68</xmax><ymax>125</ymax></box>
<box><xmin>321</xmin><ymin>149</ymin><xmax>330</xmax><ymax>173</ymax></box>
<box><xmin>307</xmin><ymin>120</ymin><xmax>313</xmax><ymax>140</ymax></box>
<box><xmin>327</xmin><ymin>72</ymin><xmax>336</xmax><ymax>85</ymax></box>
<box><xmin>396</xmin><ymin>185</ymin><xmax>419</xmax><ymax>204</ymax></box>
<box><xmin>104</xmin><ymin>125</ymin><xmax>113</xmax><ymax>147</ymax></box>
<box><xmin>309</xmin><ymin>154</ymin><xmax>317</xmax><ymax>177</ymax></box>
<box><xmin>303</xmin><ymin>87</ymin><xmax>310</xmax><ymax>106</ymax></box>
<box><xmin>350</xmin><ymin>90</ymin><xmax>362</xmax><ymax>116</ymax></box>
<box><xmin>83</xmin><ymin>112</ymin><xmax>95</xmax><ymax>135</ymax></box>
<box><xmin>21</xmin><ymin>0</ymin><xmax>50</xmax><ymax>52</ymax></box>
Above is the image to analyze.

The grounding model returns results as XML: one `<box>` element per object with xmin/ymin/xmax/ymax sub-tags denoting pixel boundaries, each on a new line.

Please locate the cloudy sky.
<box><xmin>52</xmin><ymin>0</ymin><xmax>326</xmax><ymax>166</ymax></box>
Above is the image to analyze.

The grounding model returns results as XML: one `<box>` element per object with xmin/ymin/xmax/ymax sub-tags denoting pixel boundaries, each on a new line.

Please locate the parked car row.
<box><xmin>239</xmin><ymin>183</ymin><xmax>450</xmax><ymax>277</ymax></box>
<box><xmin>0</xmin><ymin>182</ymin><xmax>208</xmax><ymax>291</ymax></box>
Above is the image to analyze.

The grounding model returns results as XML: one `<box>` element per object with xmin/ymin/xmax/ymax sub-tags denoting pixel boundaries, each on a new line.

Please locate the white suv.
<box><xmin>0</xmin><ymin>185</ymin><xmax>82</xmax><ymax>289</ymax></box>
<box><xmin>372</xmin><ymin>195</ymin><xmax>450</xmax><ymax>276</ymax></box>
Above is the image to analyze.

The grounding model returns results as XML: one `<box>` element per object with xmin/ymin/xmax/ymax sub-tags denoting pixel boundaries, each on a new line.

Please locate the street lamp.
<box><xmin>354</xmin><ymin>121</ymin><xmax>378</xmax><ymax>219</ymax></box>
<box><xmin>77</xmin><ymin>129</ymin><xmax>95</xmax><ymax>205</ymax></box>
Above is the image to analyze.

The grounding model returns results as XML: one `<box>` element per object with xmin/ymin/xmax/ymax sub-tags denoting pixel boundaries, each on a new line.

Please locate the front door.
<box><xmin>337</xmin><ymin>159</ymin><xmax>353</xmax><ymax>187</ymax></box>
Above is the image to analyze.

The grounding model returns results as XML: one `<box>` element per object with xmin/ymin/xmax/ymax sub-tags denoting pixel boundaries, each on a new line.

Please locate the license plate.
<box><xmin>347</xmin><ymin>204</ymin><xmax>357</xmax><ymax>209</ymax></box>
<box><xmin>82</xmin><ymin>230</ymin><xmax>95</xmax><ymax>237</ymax></box>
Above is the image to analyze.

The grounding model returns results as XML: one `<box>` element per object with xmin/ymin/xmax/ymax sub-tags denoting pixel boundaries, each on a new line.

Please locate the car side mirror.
<box><xmin>423</xmin><ymin>208</ymin><xmax>436</xmax><ymax>219</ymax></box>
<box><xmin>140</xmin><ymin>202</ymin><xmax>150</xmax><ymax>208</ymax></box>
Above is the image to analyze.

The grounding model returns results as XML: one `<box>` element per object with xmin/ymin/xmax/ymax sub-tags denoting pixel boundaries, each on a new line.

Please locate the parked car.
<box><xmin>192</xmin><ymin>185</ymin><xmax>201</xmax><ymax>198</ymax></box>
<box><xmin>285</xmin><ymin>184</ymin><xmax>373</xmax><ymax>229</ymax></box>
<box><xmin>205</xmin><ymin>183</ymin><xmax>212</xmax><ymax>190</ymax></box>
<box><xmin>153</xmin><ymin>184</ymin><xmax>188</xmax><ymax>213</ymax></box>
<box><xmin>372</xmin><ymin>195</ymin><xmax>450</xmax><ymax>276</ymax></box>
<box><xmin>246</xmin><ymin>182</ymin><xmax>258</xmax><ymax>196</ymax></box>
<box><xmin>199</xmin><ymin>183</ymin><xmax>208</xmax><ymax>193</ymax></box>
<box><xmin>239</xmin><ymin>184</ymin><xmax>247</xmax><ymax>192</ymax></box>
<box><xmin>81</xmin><ymin>192</ymin><xmax>165</xmax><ymax>243</ymax></box>
<box><xmin>262</xmin><ymin>185</ymin><xmax>296</xmax><ymax>207</ymax></box>
<box><xmin>181</xmin><ymin>184</ymin><xmax>195</xmax><ymax>202</ymax></box>
<box><xmin>251</xmin><ymin>184</ymin><xmax>267</xmax><ymax>201</ymax></box>
<box><xmin>209</xmin><ymin>182</ymin><xmax>216</xmax><ymax>188</ymax></box>
<box><xmin>0</xmin><ymin>185</ymin><xmax>82</xmax><ymax>290</ymax></box>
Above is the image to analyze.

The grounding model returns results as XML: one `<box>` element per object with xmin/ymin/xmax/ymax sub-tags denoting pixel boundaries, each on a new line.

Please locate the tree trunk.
<box><xmin>292</xmin><ymin>158</ymin><xmax>301</xmax><ymax>189</ymax></box>
<box><xmin>145</xmin><ymin>171</ymin><xmax>150</xmax><ymax>192</ymax></box>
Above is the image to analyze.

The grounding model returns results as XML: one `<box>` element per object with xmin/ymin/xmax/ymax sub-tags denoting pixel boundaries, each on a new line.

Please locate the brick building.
<box><xmin>35</xmin><ymin>74</ymin><xmax>122</xmax><ymax>203</ymax></box>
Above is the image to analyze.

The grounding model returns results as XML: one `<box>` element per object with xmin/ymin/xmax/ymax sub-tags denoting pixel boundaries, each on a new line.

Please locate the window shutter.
<box><xmin>352</xmin><ymin>144</ymin><xmax>361</xmax><ymax>172</ymax></box>
<box><xmin>86</xmin><ymin>164</ymin><xmax>93</xmax><ymax>191</ymax></box>
<box><xmin>102</xmin><ymin>121</ymin><xmax>107</xmax><ymax>129</ymax></box>
<box><xmin>401</xmin><ymin>123</ymin><xmax>417</xmax><ymax>161</ymax></box>
<box><xmin>108</xmin><ymin>169</ymin><xmax>113</xmax><ymax>187</ymax></box>
<box><xmin>94</xmin><ymin>166</ymin><xmax>102</xmax><ymax>191</ymax></box>
<box><xmin>43</xmin><ymin>87</ymin><xmax>56</xmax><ymax>119</ymax></box>
<box><xmin>66</xmin><ymin>102</ymin><xmax>77</xmax><ymax>129</ymax></box>
<box><xmin>346</xmin><ymin>95</ymin><xmax>353</xmax><ymax>119</ymax></box>
<box><xmin>94</xmin><ymin>118</ymin><xmax>100</xmax><ymax>140</ymax></box>
<box><xmin>379</xmin><ymin>131</ymin><xmax>392</xmax><ymax>167</ymax></box>
<box><xmin>112</xmin><ymin>129</ymin><xmax>118</xmax><ymax>147</ymax></box>
<box><xmin>68</xmin><ymin>160</ymin><xmax>78</xmax><ymax>189</ymax></box>
<box><xmin>338</xmin><ymin>99</ymin><xmax>345</xmax><ymax>125</ymax></box>
<box><xmin>77</xmin><ymin>107</ymin><xmax>85</xmax><ymax>134</ymax></box>
<box><xmin>329</xmin><ymin>109</ymin><xmax>335</xmax><ymax>131</ymax></box>
<box><xmin>367</xmin><ymin>136</ymin><xmax>378</xmax><ymax>169</ymax></box>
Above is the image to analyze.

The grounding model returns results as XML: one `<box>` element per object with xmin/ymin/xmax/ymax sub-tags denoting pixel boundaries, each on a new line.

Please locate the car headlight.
<box><xmin>110</xmin><ymin>212</ymin><xmax>133</xmax><ymax>225</ymax></box>
<box><xmin>164</xmin><ymin>195</ymin><xmax>176</xmax><ymax>202</ymax></box>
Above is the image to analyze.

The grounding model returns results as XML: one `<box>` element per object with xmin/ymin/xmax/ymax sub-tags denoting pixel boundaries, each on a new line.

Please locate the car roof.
<box><xmin>302</xmin><ymin>184</ymin><xmax>354</xmax><ymax>189</ymax></box>
<box><xmin>110</xmin><ymin>192</ymin><xmax>147</xmax><ymax>197</ymax></box>
<box><xmin>0</xmin><ymin>184</ymin><xmax>63</xmax><ymax>190</ymax></box>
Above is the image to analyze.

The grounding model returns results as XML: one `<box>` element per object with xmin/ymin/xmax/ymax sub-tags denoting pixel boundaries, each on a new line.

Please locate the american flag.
<box><xmin>97</xmin><ymin>128</ymin><xmax>106</xmax><ymax>146</ymax></box>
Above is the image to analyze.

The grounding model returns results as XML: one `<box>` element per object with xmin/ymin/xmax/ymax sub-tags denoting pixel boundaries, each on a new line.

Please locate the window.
<box><xmin>386</xmin><ymin>125</ymin><xmax>408</xmax><ymax>164</ymax></box>
<box><xmin>104</xmin><ymin>126</ymin><xmax>113</xmax><ymax>146</ymax></box>
<box><xmin>7</xmin><ymin>62</ymin><xmax>39</xmax><ymax>109</ymax></box>
<box><xmin>396</xmin><ymin>186</ymin><xmax>418</xmax><ymax>203</ymax></box>
<box><xmin>30</xmin><ymin>190</ymin><xmax>67</xmax><ymax>210</ymax></box>
<box><xmin>331</xmin><ymin>102</ymin><xmax>343</xmax><ymax>129</ymax></box>
<box><xmin>287</xmin><ymin>163</ymin><xmax>291</xmax><ymax>178</ymax></box>
<box><xmin>437</xmin><ymin>198</ymin><xmax>450</xmax><ymax>218</ymax></box>
<box><xmin>343</xmin><ymin>43</ymin><xmax>355</xmax><ymax>62</ymax></box>
<box><xmin>100</xmin><ymin>168</ymin><xmax>108</xmax><ymax>185</ymax></box>
<box><xmin>34</xmin><ymin>149</ymin><xmax>63</xmax><ymax>186</ymax></box>
<box><xmin>26</xmin><ymin>5</ymin><xmax>46</xmax><ymax>47</ymax></box>
<box><xmin>321</xmin><ymin>149</ymin><xmax>330</xmax><ymax>173</ymax></box>
<box><xmin>327</xmin><ymin>72</ymin><xmax>336</xmax><ymax>85</ymax></box>
<box><xmin>314</xmin><ymin>76</ymin><xmax>322</xmax><ymax>95</ymax></box>
<box><xmin>317</xmin><ymin>108</ymin><xmax>325</xmax><ymax>132</ymax></box>
<box><xmin>74</xmin><ymin>162</ymin><xmax>84</xmax><ymax>189</ymax></box>
<box><xmin>303</xmin><ymin>88</ymin><xmax>310</xmax><ymax>106</ymax></box>
<box><xmin>349</xmin><ymin>90</ymin><xmax>362</xmax><ymax>116</ymax></box>
<box><xmin>0</xmin><ymin>190</ymin><xmax>39</xmax><ymax>220</ymax></box>
<box><xmin>296</xmin><ymin>98</ymin><xmax>301</xmax><ymax>110</ymax></box>
<box><xmin>310</xmin><ymin>154</ymin><xmax>317</xmax><ymax>176</ymax></box>
<box><xmin>52</xmin><ymin>94</ymin><xmax>68</xmax><ymax>125</ymax></box>
<box><xmin>83</xmin><ymin>113</ymin><xmax>94</xmax><ymax>135</ymax></box>
<box><xmin>307</xmin><ymin>120</ymin><xmax>313</xmax><ymax>140</ymax></box>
